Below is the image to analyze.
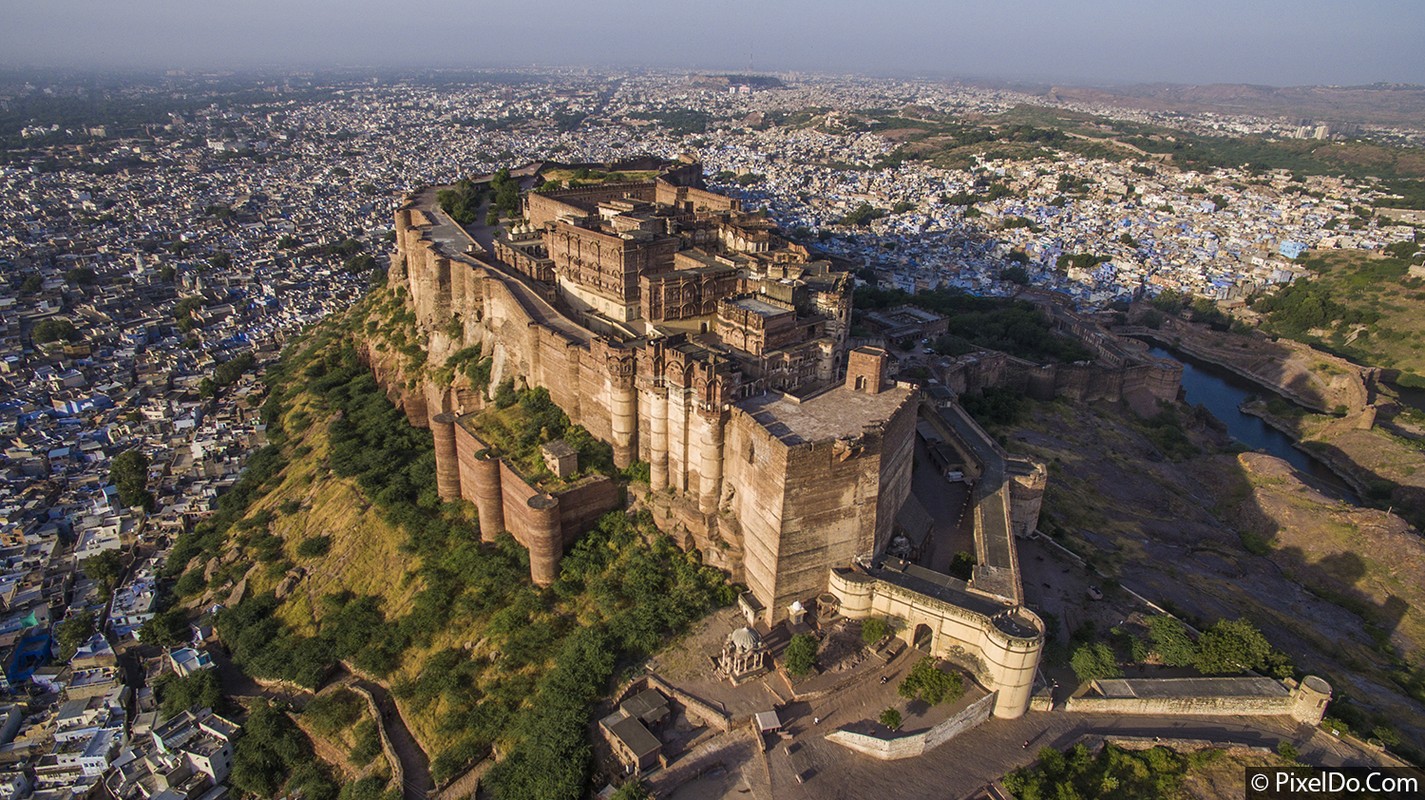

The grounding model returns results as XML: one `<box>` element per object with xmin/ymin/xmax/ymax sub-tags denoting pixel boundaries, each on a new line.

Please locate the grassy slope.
<box><xmin>197</xmin><ymin>292</ymin><xmax>731</xmax><ymax>795</ymax></box>
<box><xmin>242</xmin><ymin>389</ymin><xmax>425</xmax><ymax>635</ymax></box>
<box><xmin>1263</xmin><ymin>250</ymin><xmax>1425</xmax><ymax>378</ymax></box>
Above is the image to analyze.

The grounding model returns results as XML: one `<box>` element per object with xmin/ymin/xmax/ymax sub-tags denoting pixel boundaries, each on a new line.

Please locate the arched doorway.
<box><xmin>912</xmin><ymin>623</ymin><xmax>933</xmax><ymax>652</ymax></box>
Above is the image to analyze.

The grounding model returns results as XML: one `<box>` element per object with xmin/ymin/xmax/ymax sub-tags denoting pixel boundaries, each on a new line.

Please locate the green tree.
<box><xmin>784</xmin><ymin>633</ymin><xmax>818</xmax><ymax>677</ymax></box>
<box><xmin>231</xmin><ymin>701</ymin><xmax>338</xmax><ymax>798</ymax></box>
<box><xmin>153</xmin><ymin>669</ymin><xmax>225</xmax><ymax>719</ymax></box>
<box><xmin>898</xmin><ymin>658</ymin><xmax>965</xmax><ymax>705</ymax></box>
<box><xmin>878</xmin><ymin>707</ymin><xmax>902</xmax><ymax>730</ymax></box>
<box><xmin>1147</xmin><ymin>615</ymin><xmax>1197</xmax><ymax>666</ymax></box>
<box><xmin>1070</xmin><ymin>642</ymin><xmax>1121</xmax><ymax>684</ymax></box>
<box><xmin>109</xmin><ymin>449</ymin><xmax>156</xmax><ymax>511</ymax></box>
<box><xmin>493</xmin><ymin>378</ymin><xmax>517</xmax><ymax>409</ymax></box>
<box><xmin>141</xmin><ymin>607</ymin><xmax>192</xmax><ymax>649</ymax></box>
<box><xmin>297</xmin><ymin>535</ymin><xmax>332</xmax><ymax>558</ymax></box>
<box><xmin>55</xmin><ymin>611</ymin><xmax>97</xmax><ymax>661</ymax></box>
<box><xmin>33</xmin><ymin>318</ymin><xmax>79</xmax><ymax>343</ymax></box>
<box><xmin>19</xmin><ymin>274</ymin><xmax>43</xmax><ymax>294</ymax></box>
<box><xmin>611</xmin><ymin>782</ymin><xmax>650</xmax><ymax>800</ymax></box>
<box><xmin>66</xmin><ymin>267</ymin><xmax>98</xmax><ymax>285</ymax></box>
<box><xmin>83</xmin><ymin>550</ymin><xmax>125</xmax><ymax>597</ymax></box>
<box><xmin>861</xmin><ymin>617</ymin><xmax>890</xmax><ymax>646</ymax></box>
<box><xmin>1193</xmin><ymin>618</ymin><xmax>1272</xmax><ymax>675</ymax></box>
<box><xmin>1002</xmin><ymin>265</ymin><xmax>1030</xmax><ymax>285</ymax></box>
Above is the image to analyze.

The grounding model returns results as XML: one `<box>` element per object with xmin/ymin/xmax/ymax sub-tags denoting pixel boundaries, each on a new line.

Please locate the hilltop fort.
<box><xmin>381</xmin><ymin>158</ymin><xmax>1051</xmax><ymax>717</ymax></box>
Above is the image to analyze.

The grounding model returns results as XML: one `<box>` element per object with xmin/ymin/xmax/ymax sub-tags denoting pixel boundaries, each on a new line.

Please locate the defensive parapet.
<box><xmin>827</xmin><ymin>568</ymin><xmax>1044</xmax><ymax>719</ymax></box>
<box><xmin>1064</xmin><ymin>675</ymin><xmax>1332</xmax><ymax>725</ymax></box>
<box><xmin>448</xmin><ymin>416</ymin><xmax>619</xmax><ymax>585</ymax></box>
<box><xmin>431</xmin><ymin>413</ymin><xmax>461</xmax><ymax>502</ymax></box>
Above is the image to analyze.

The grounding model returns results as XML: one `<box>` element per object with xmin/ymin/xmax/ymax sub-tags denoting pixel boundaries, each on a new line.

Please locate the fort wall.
<box><xmin>936</xmin><ymin>349</ymin><xmax>1180</xmax><ymax>407</ymax></box>
<box><xmin>823</xmin><ymin>691</ymin><xmax>996</xmax><ymax>760</ymax></box>
<box><xmin>1063</xmin><ymin>675</ymin><xmax>1332</xmax><ymax>725</ymax></box>
<box><xmin>826</xmin><ymin>569</ymin><xmax>1043</xmax><ymax>719</ymax></box>
<box><xmin>447</xmin><ymin>420</ymin><xmax>619</xmax><ymax>585</ymax></box>
<box><xmin>389</xmin><ymin>188</ymin><xmax>930</xmax><ymax>621</ymax></box>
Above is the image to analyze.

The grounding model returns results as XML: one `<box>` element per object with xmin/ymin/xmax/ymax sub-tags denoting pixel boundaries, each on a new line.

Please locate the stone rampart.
<box><xmin>447</xmin><ymin>421</ymin><xmax>619</xmax><ymax>585</ymax></box>
<box><xmin>1064</xmin><ymin>675</ymin><xmax>1332</xmax><ymax>725</ymax></box>
<box><xmin>643</xmin><ymin>673</ymin><xmax>732</xmax><ymax>732</ymax></box>
<box><xmin>936</xmin><ymin>348</ymin><xmax>1180</xmax><ymax>407</ymax></box>
<box><xmin>344</xmin><ymin>680</ymin><xmax>405</xmax><ymax>793</ymax></box>
<box><xmin>826</xmin><ymin>568</ymin><xmax>1042</xmax><ymax>719</ymax></box>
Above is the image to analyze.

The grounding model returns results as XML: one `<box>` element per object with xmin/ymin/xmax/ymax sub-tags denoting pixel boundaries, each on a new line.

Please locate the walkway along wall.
<box><xmin>1064</xmin><ymin>675</ymin><xmax>1332</xmax><ymax>725</ymax></box>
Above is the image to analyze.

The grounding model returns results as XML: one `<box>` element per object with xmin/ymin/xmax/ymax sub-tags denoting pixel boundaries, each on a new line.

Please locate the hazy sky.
<box><xmin>2</xmin><ymin>0</ymin><xmax>1422</xmax><ymax>87</ymax></box>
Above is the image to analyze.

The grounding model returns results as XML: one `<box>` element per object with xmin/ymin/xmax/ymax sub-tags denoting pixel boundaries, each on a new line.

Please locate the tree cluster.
<box><xmin>1005</xmin><ymin>743</ymin><xmax>1206</xmax><ymax>800</ymax></box>
<box><xmin>437</xmin><ymin>178</ymin><xmax>486</xmax><ymax>225</ymax></box>
<box><xmin>898</xmin><ymin>658</ymin><xmax>965</xmax><ymax>705</ymax></box>
<box><xmin>54</xmin><ymin>611</ymin><xmax>96</xmax><ymax>662</ymax></box>
<box><xmin>231</xmin><ymin>701</ymin><xmax>339</xmax><ymax>800</ymax></box>
<box><xmin>784</xmin><ymin>633</ymin><xmax>818</xmax><ymax>676</ymax></box>
<box><xmin>33</xmin><ymin>318</ymin><xmax>80</xmax><ymax>344</ymax></box>
<box><xmin>489</xmin><ymin>168</ymin><xmax>522</xmax><ymax>221</ymax></box>
<box><xmin>109</xmin><ymin>449</ymin><xmax>155</xmax><ymax>511</ymax></box>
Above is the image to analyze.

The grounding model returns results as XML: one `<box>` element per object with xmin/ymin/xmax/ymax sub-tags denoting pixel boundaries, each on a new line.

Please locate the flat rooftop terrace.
<box><xmin>738</xmin><ymin>384</ymin><xmax>912</xmax><ymax>446</ymax></box>
<box><xmin>1089</xmin><ymin>676</ymin><xmax>1288</xmax><ymax>699</ymax></box>
<box><xmin>726</xmin><ymin>295</ymin><xmax>791</xmax><ymax>318</ymax></box>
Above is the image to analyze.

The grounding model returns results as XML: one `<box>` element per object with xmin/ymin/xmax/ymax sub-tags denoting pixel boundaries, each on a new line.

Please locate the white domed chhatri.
<box><xmin>729</xmin><ymin>626</ymin><xmax>762</xmax><ymax>651</ymax></box>
<box><xmin>718</xmin><ymin>626</ymin><xmax>768</xmax><ymax>684</ymax></box>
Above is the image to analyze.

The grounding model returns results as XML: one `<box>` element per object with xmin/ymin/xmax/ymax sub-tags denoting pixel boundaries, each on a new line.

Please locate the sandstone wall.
<box><xmin>936</xmin><ymin>350</ymin><xmax>1180</xmax><ymax>407</ymax></box>
<box><xmin>1063</xmin><ymin>675</ymin><xmax>1331</xmax><ymax>725</ymax></box>
<box><xmin>390</xmin><ymin>194</ymin><xmax>892</xmax><ymax>612</ymax></box>
<box><xmin>526</xmin><ymin>181</ymin><xmax>658</xmax><ymax>228</ymax></box>
<box><xmin>823</xmin><ymin>691</ymin><xmax>996</xmax><ymax>760</ymax></box>
<box><xmin>827</xmin><ymin>569</ymin><xmax>1043</xmax><ymax>719</ymax></box>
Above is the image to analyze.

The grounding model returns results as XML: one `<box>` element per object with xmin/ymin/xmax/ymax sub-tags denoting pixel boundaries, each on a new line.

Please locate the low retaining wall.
<box><xmin>825</xmin><ymin>691</ymin><xmax>996</xmax><ymax>760</ymax></box>
<box><xmin>644</xmin><ymin>673</ymin><xmax>732</xmax><ymax>733</ymax></box>
<box><xmin>347</xmin><ymin>682</ymin><xmax>405</xmax><ymax>793</ymax></box>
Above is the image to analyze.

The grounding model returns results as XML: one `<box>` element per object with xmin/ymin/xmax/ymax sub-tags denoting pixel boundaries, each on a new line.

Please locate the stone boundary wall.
<box><xmin>251</xmin><ymin>675</ymin><xmax>315</xmax><ymax>697</ymax></box>
<box><xmin>1064</xmin><ymin>676</ymin><xmax>1330</xmax><ymax>724</ymax></box>
<box><xmin>935</xmin><ymin>348</ymin><xmax>1180</xmax><ymax>408</ymax></box>
<box><xmin>346</xmin><ymin>682</ymin><xmax>404</xmax><ymax>793</ymax></box>
<box><xmin>824</xmin><ymin>691</ymin><xmax>996</xmax><ymax>760</ymax></box>
<box><xmin>644</xmin><ymin>673</ymin><xmax>733</xmax><ymax>733</ymax></box>
<box><xmin>1065</xmin><ymin>692</ymin><xmax>1291</xmax><ymax>718</ymax></box>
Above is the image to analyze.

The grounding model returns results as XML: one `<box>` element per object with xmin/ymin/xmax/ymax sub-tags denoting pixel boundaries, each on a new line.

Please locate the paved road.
<box><xmin>757</xmin><ymin>709</ymin><xmax>1327</xmax><ymax>800</ymax></box>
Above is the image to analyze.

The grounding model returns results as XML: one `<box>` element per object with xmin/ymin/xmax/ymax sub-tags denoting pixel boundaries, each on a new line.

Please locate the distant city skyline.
<box><xmin>2</xmin><ymin>0</ymin><xmax>1423</xmax><ymax>87</ymax></box>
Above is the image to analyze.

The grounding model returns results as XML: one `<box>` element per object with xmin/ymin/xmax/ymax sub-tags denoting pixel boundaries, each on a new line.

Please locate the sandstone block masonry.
<box><xmin>1064</xmin><ymin>675</ymin><xmax>1332</xmax><ymax>725</ymax></box>
<box><xmin>385</xmin><ymin>183</ymin><xmax>911</xmax><ymax>615</ymax></box>
<box><xmin>448</xmin><ymin>419</ymin><xmax>620</xmax><ymax>586</ymax></box>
